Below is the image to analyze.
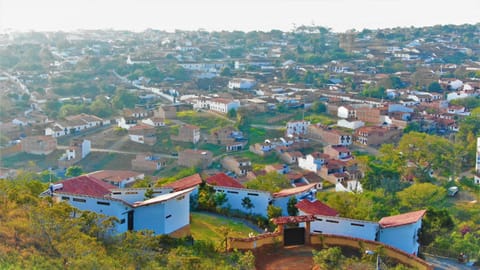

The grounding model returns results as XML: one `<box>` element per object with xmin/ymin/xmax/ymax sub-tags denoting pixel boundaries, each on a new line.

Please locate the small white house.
<box><xmin>336</xmin><ymin>119</ymin><xmax>365</xmax><ymax>130</ymax></box>
<box><xmin>286</xmin><ymin>120</ymin><xmax>310</xmax><ymax>136</ymax></box>
<box><xmin>228</xmin><ymin>78</ymin><xmax>256</xmax><ymax>90</ymax></box>
<box><xmin>337</xmin><ymin>106</ymin><xmax>356</xmax><ymax>119</ymax></box>
<box><xmin>298</xmin><ymin>153</ymin><xmax>328</xmax><ymax>172</ymax></box>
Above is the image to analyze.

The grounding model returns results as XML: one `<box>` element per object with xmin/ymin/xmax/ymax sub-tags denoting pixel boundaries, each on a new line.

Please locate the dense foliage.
<box><xmin>0</xmin><ymin>178</ymin><xmax>255</xmax><ymax>270</ymax></box>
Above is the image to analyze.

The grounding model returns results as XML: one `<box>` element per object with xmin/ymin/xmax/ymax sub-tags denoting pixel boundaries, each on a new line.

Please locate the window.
<box><xmin>97</xmin><ymin>201</ymin><xmax>110</xmax><ymax>206</ymax></box>
<box><xmin>73</xmin><ymin>198</ymin><xmax>86</xmax><ymax>203</ymax></box>
<box><xmin>61</xmin><ymin>196</ymin><xmax>70</xmax><ymax>201</ymax></box>
<box><xmin>165</xmin><ymin>214</ymin><xmax>172</xmax><ymax>219</ymax></box>
<box><xmin>227</xmin><ymin>191</ymin><xmax>239</xmax><ymax>194</ymax></box>
<box><xmin>315</xmin><ymin>218</ymin><xmax>323</xmax><ymax>221</ymax></box>
<box><xmin>120</xmin><ymin>219</ymin><xmax>126</xmax><ymax>224</ymax></box>
<box><xmin>126</xmin><ymin>191</ymin><xmax>138</xmax><ymax>195</ymax></box>
<box><xmin>326</xmin><ymin>219</ymin><xmax>339</xmax><ymax>224</ymax></box>
<box><xmin>350</xmin><ymin>223</ymin><xmax>365</xmax><ymax>227</ymax></box>
<box><xmin>313</xmin><ymin>230</ymin><xmax>323</xmax><ymax>233</ymax></box>
<box><xmin>247</xmin><ymin>193</ymin><xmax>259</xmax><ymax>196</ymax></box>
<box><xmin>112</xmin><ymin>192</ymin><xmax>121</xmax><ymax>195</ymax></box>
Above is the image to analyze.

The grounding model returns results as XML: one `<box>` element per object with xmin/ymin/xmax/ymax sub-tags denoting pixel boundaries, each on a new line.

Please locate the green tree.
<box><xmin>310</xmin><ymin>101</ymin><xmax>326</xmax><ymax>114</ymax></box>
<box><xmin>427</xmin><ymin>81</ymin><xmax>443</xmax><ymax>92</ymax></box>
<box><xmin>214</xmin><ymin>191</ymin><xmax>228</xmax><ymax>208</ymax></box>
<box><xmin>237</xmin><ymin>250</ymin><xmax>255</xmax><ymax>270</ymax></box>
<box><xmin>419</xmin><ymin>208</ymin><xmax>454</xmax><ymax>246</ymax></box>
<box><xmin>287</xmin><ymin>197</ymin><xmax>298</xmax><ymax>216</ymax></box>
<box><xmin>112</xmin><ymin>89</ymin><xmax>137</xmax><ymax>109</ymax></box>
<box><xmin>89</xmin><ymin>97</ymin><xmax>113</xmax><ymax>117</ymax></box>
<box><xmin>245</xmin><ymin>172</ymin><xmax>290</xmax><ymax>193</ymax></box>
<box><xmin>312</xmin><ymin>247</ymin><xmax>344</xmax><ymax>270</ymax></box>
<box><xmin>241</xmin><ymin>196</ymin><xmax>254</xmax><ymax>213</ymax></box>
<box><xmin>267</xmin><ymin>205</ymin><xmax>282</xmax><ymax>220</ymax></box>
<box><xmin>197</xmin><ymin>184</ymin><xmax>216</xmax><ymax>211</ymax></box>
<box><xmin>65</xmin><ymin>166</ymin><xmax>83</xmax><ymax>178</ymax></box>
<box><xmin>227</xmin><ymin>108</ymin><xmax>237</xmax><ymax>119</ymax></box>
<box><xmin>397</xmin><ymin>183</ymin><xmax>446</xmax><ymax>211</ymax></box>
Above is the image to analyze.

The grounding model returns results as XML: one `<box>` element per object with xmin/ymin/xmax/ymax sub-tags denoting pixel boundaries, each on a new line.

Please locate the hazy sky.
<box><xmin>1</xmin><ymin>0</ymin><xmax>479</xmax><ymax>33</ymax></box>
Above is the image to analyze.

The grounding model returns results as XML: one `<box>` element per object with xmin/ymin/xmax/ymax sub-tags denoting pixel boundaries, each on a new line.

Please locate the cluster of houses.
<box><xmin>43</xmin><ymin>169</ymin><xmax>426</xmax><ymax>256</ymax></box>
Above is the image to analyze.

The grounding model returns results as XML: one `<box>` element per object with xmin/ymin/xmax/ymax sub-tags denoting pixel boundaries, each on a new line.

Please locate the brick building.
<box><xmin>177</xmin><ymin>149</ymin><xmax>213</xmax><ymax>169</ymax></box>
<box><xmin>21</xmin><ymin>135</ymin><xmax>57</xmax><ymax>155</ymax></box>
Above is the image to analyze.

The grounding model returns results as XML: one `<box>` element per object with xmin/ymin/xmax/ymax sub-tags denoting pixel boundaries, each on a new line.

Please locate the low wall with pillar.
<box><xmin>228</xmin><ymin>232</ymin><xmax>283</xmax><ymax>250</ymax></box>
<box><xmin>311</xmin><ymin>233</ymin><xmax>433</xmax><ymax>270</ymax></box>
<box><xmin>228</xmin><ymin>231</ymin><xmax>432</xmax><ymax>270</ymax></box>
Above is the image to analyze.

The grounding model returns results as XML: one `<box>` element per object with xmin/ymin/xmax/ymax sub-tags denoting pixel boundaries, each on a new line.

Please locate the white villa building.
<box><xmin>228</xmin><ymin>78</ymin><xmax>256</xmax><ymax>90</ymax></box>
<box><xmin>298</xmin><ymin>152</ymin><xmax>328</xmax><ymax>172</ymax></box>
<box><xmin>286</xmin><ymin>120</ymin><xmax>310</xmax><ymax>136</ymax></box>
<box><xmin>44</xmin><ymin>175</ymin><xmax>193</xmax><ymax>237</ymax></box>
<box><xmin>194</xmin><ymin>97</ymin><xmax>241</xmax><ymax>114</ymax></box>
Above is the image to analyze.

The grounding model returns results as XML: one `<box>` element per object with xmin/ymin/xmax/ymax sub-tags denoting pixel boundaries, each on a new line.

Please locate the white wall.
<box><xmin>81</xmin><ymin>140</ymin><xmax>91</xmax><ymax>158</ymax></box>
<box><xmin>298</xmin><ymin>155</ymin><xmax>321</xmax><ymax>172</ymax></box>
<box><xmin>305</xmin><ymin>215</ymin><xmax>379</xmax><ymax>241</ymax></box>
<box><xmin>337</xmin><ymin>106</ymin><xmax>350</xmax><ymax>119</ymax></box>
<box><xmin>213</xmin><ymin>186</ymin><xmax>271</xmax><ymax>217</ymax></box>
<box><xmin>129</xmin><ymin>134</ymin><xmax>144</xmax><ymax>144</ymax></box>
<box><xmin>134</xmin><ymin>203</ymin><xmax>165</xmax><ymax>234</ymax></box>
<box><xmin>337</xmin><ymin>119</ymin><xmax>364</xmax><ymax>130</ymax></box>
<box><xmin>378</xmin><ymin>221</ymin><xmax>422</xmax><ymax>255</ymax></box>
<box><xmin>57</xmin><ymin>194</ymin><xmax>131</xmax><ymax>234</ymax></box>
<box><xmin>163</xmin><ymin>194</ymin><xmax>190</xmax><ymax>234</ymax></box>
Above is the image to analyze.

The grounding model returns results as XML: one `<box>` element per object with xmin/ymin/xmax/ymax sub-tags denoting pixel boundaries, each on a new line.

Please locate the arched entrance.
<box><xmin>271</xmin><ymin>215</ymin><xmax>315</xmax><ymax>246</ymax></box>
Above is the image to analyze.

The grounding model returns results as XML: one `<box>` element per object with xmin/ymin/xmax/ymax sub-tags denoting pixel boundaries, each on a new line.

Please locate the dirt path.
<box><xmin>254</xmin><ymin>245</ymin><xmax>316</xmax><ymax>270</ymax></box>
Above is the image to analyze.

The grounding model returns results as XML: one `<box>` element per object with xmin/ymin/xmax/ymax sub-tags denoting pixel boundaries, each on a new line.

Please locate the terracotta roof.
<box><xmin>302</xmin><ymin>171</ymin><xmax>323</xmax><ymax>183</ymax></box>
<box><xmin>163</xmin><ymin>173</ymin><xmax>202</xmax><ymax>191</ymax></box>
<box><xmin>271</xmin><ymin>215</ymin><xmax>316</xmax><ymax>225</ymax></box>
<box><xmin>273</xmin><ymin>183</ymin><xmax>317</xmax><ymax>198</ymax></box>
<box><xmin>379</xmin><ymin>209</ymin><xmax>427</xmax><ymax>228</ymax></box>
<box><xmin>286</xmin><ymin>172</ymin><xmax>304</xmax><ymax>180</ymax></box>
<box><xmin>311</xmin><ymin>152</ymin><xmax>330</xmax><ymax>159</ymax></box>
<box><xmin>55</xmin><ymin>175</ymin><xmax>116</xmax><ymax>197</ymax></box>
<box><xmin>295</xmin><ymin>199</ymin><xmax>338</xmax><ymax>216</ymax></box>
<box><xmin>206</xmin><ymin>173</ymin><xmax>244</xmax><ymax>188</ymax></box>
<box><xmin>129</xmin><ymin>123</ymin><xmax>155</xmax><ymax>131</ymax></box>
<box><xmin>87</xmin><ymin>170</ymin><xmax>142</xmax><ymax>183</ymax></box>
<box><xmin>330</xmin><ymin>145</ymin><xmax>350</xmax><ymax>153</ymax></box>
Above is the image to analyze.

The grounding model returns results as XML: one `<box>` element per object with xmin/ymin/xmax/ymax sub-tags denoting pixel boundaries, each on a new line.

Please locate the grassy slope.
<box><xmin>190</xmin><ymin>212</ymin><xmax>257</xmax><ymax>243</ymax></box>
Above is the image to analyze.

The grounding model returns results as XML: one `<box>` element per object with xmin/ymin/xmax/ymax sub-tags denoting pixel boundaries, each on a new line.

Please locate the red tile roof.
<box><xmin>379</xmin><ymin>209</ymin><xmax>427</xmax><ymax>228</ymax></box>
<box><xmin>163</xmin><ymin>173</ymin><xmax>202</xmax><ymax>191</ymax></box>
<box><xmin>206</xmin><ymin>173</ymin><xmax>244</xmax><ymax>188</ymax></box>
<box><xmin>295</xmin><ymin>199</ymin><xmax>338</xmax><ymax>216</ymax></box>
<box><xmin>55</xmin><ymin>175</ymin><xmax>116</xmax><ymax>197</ymax></box>
<box><xmin>271</xmin><ymin>215</ymin><xmax>316</xmax><ymax>225</ymax></box>
<box><xmin>273</xmin><ymin>183</ymin><xmax>317</xmax><ymax>198</ymax></box>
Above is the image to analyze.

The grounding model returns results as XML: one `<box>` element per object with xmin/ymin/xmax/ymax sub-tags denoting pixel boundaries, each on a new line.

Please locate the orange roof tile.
<box><xmin>379</xmin><ymin>210</ymin><xmax>427</xmax><ymax>228</ymax></box>
<box><xmin>273</xmin><ymin>183</ymin><xmax>317</xmax><ymax>198</ymax></box>
<box><xmin>55</xmin><ymin>175</ymin><xmax>116</xmax><ymax>197</ymax></box>
<box><xmin>163</xmin><ymin>173</ymin><xmax>202</xmax><ymax>192</ymax></box>
<box><xmin>295</xmin><ymin>199</ymin><xmax>338</xmax><ymax>216</ymax></box>
<box><xmin>206</xmin><ymin>173</ymin><xmax>244</xmax><ymax>188</ymax></box>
